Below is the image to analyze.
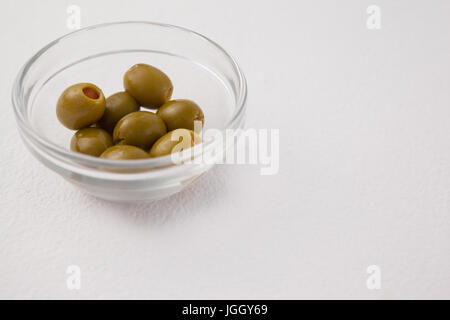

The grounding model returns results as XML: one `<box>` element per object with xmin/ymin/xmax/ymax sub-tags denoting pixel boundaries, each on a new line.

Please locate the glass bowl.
<box><xmin>12</xmin><ymin>21</ymin><xmax>247</xmax><ymax>201</ymax></box>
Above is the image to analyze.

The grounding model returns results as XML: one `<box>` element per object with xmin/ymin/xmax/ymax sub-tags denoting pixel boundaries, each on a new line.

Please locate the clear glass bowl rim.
<box><xmin>11</xmin><ymin>21</ymin><xmax>247</xmax><ymax>169</ymax></box>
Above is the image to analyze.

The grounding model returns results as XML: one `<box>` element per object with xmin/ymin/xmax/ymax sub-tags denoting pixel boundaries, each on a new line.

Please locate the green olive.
<box><xmin>156</xmin><ymin>99</ymin><xmax>204</xmax><ymax>131</ymax></box>
<box><xmin>123</xmin><ymin>63</ymin><xmax>173</xmax><ymax>109</ymax></box>
<box><xmin>113</xmin><ymin>111</ymin><xmax>167</xmax><ymax>150</ymax></box>
<box><xmin>97</xmin><ymin>91</ymin><xmax>140</xmax><ymax>133</ymax></box>
<box><xmin>70</xmin><ymin>127</ymin><xmax>113</xmax><ymax>157</ymax></box>
<box><xmin>149</xmin><ymin>129</ymin><xmax>202</xmax><ymax>157</ymax></box>
<box><xmin>100</xmin><ymin>145</ymin><xmax>149</xmax><ymax>160</ymax></box>
<box><xmin>56</xmin><ymin>83</ymin><xmax>106</xmax><ymax>130</ymax></box>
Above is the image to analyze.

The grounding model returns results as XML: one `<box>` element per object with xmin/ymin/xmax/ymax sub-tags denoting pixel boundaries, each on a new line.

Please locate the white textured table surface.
<box><xmin>1</xmin><ymin>0</ymin><xmax>450</xmax><ymax>299</ymax></box>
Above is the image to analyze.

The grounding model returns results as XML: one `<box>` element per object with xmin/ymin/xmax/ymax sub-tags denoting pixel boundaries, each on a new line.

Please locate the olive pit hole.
<box><xmin>83</xmin><ymin>87</ymin><xmax>100</xmax><ymax>99</ymax></box>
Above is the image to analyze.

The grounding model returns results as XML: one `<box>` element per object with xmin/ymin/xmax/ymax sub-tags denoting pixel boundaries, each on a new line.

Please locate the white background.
<box><xmin>1</xmin><ymin>0</ymin><xmax>450</xmax><ymax>299</ymax></box>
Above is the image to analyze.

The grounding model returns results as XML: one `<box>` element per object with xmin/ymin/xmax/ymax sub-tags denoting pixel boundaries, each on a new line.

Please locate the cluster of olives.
<box><xmin>56</xmin><ymin>63</ymin><xmax>204</xmax><ymax>160</ymax></box>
